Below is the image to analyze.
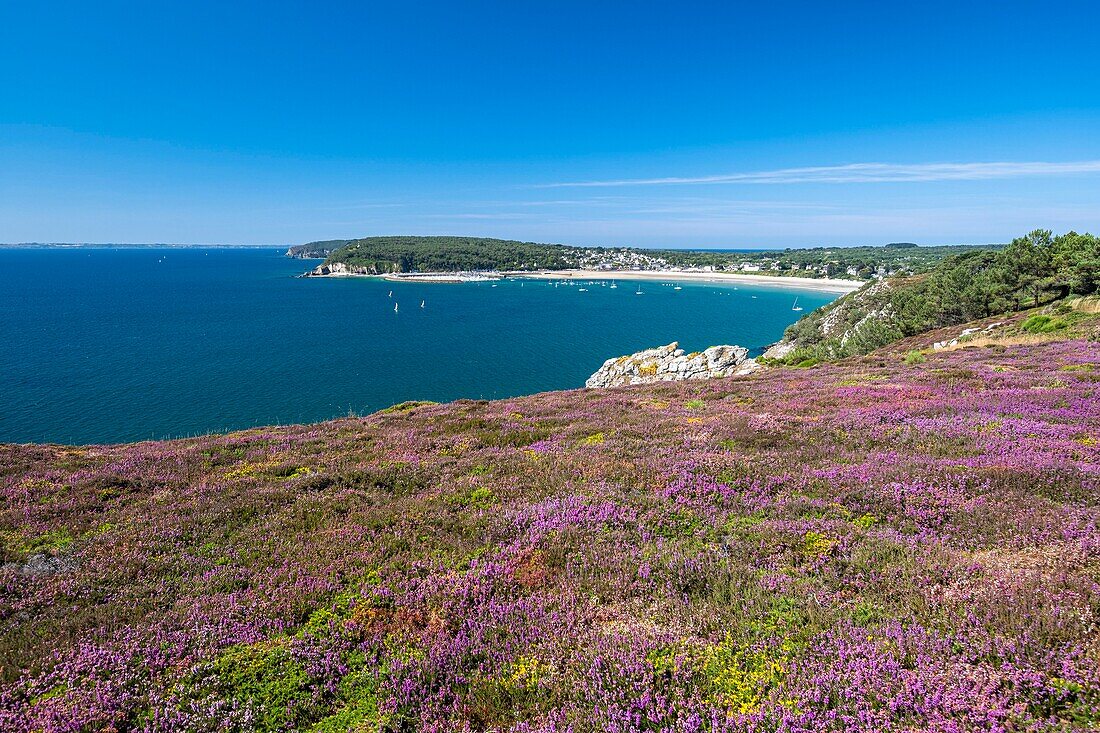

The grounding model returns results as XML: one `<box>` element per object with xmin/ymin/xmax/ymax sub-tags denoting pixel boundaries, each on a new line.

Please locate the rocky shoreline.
<box><xmin>585</xmin><ymin>342</ymin><xmax>760</xmax><ymax>388</ymax></box>
<box><xmin>302</xmin><ymin>261</ymin><xmax>502</xmax><ymax>282</ymax></box>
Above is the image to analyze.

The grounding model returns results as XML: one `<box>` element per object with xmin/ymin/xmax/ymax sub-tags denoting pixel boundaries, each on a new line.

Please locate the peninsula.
<box><xmin>292</xmin><ymin>235</ymin><xmax>998</xmax><ymax>290</ymax></box>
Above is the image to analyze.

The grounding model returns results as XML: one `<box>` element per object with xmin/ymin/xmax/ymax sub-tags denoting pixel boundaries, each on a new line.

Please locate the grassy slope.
<box><xmin>2</xmin><ymin>315</ymin><xmax>1099</xmax><ymax>731</ymax></box>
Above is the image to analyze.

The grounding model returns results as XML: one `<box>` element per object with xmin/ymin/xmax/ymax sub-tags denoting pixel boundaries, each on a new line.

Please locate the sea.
<box><xmin>0</xmin><ymin>247</ymin><xmax>838</xmax><ymax>445</ymax></box>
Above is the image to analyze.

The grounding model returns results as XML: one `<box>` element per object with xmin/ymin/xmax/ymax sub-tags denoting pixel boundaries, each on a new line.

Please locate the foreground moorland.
<box><xmin>2</xmin><ymin>313</ymin><xmax>1100</xmax><ymax>731</ymax></box>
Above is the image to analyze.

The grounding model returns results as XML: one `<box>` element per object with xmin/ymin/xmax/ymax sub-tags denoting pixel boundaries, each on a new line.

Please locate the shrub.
<box><xmin>1020</xmin><ymin>314</ymin><xmax>1068</xmax><ymax>333</ymax></box>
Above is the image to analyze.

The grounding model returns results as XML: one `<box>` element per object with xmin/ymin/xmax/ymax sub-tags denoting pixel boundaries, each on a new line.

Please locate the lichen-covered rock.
<box><xmin>585</xmin><ymin>341</ymin><xmax>754</xmax><ymax>388</ymax></box>
<box><xmin>761</xmin><ymin>340</ymin><xmax>796</xmax><ymax>360</ymax></box>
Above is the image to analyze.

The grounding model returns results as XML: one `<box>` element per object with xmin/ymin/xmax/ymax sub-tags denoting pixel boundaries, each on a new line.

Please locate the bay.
<box><xmin>0</xmin><ymin>247</ymin><xmax>837</xmax><ymax>444</ymax></box>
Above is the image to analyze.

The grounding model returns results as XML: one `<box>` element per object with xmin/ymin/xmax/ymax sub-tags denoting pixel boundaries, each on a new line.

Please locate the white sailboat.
<box><xmin>420</xmin><ymin>300</ymin><xmax>425</xmax><ymax>308</ymax></box>
<box><xmin>792</xmin><ymin>297</ymin><xmax>803</xmax><ymax>311</ymax></box>
<box><xmin>394</xmin><ymin>302</ymin><xmax>399</xmax><ymax>313</ymax></box>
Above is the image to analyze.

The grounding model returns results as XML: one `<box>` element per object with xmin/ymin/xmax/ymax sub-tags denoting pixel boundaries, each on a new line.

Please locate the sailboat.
<box><xmin>609</xmin><ymin>282</ymin><xmax>618</xmax><ymax>289</ymax></box>
<box><xmin>792</xmin><ymin>297</ymin><xmax>803</xmax><ymax>312</ymax></box>
<box><xmin>394</xmin><ymin>302</ymin><xmax>399</xmax><ymax>313</ymax></box>
<box><xmin>635</xmin><ymin>285</ymin><xmax>644</xmax><ymax>295</ymax></box>
<box><xmin>420</xmin><ymin>300</ymin><xmax>425</xmax><ymax>308</ymax></box>
<box><xmin>388</xmin><ymin>290</ymin><xmax>393</xmax><ymax>298</ymax></box>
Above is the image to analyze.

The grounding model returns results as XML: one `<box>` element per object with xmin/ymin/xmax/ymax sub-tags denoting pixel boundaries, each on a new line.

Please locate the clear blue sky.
<box><xmin>2</xmin><ymin>1</ymin><xmax>1099</xmax><ymax>247</ymax></box>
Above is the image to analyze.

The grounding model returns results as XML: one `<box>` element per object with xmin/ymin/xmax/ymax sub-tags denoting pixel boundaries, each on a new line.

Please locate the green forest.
<box><xmin>304</xmin><ymin>234</ymin><xmax>1007</xmax><ymax>279</ymax></box>
<box><xmin>648</xmin><ymin>242</ymin><xmax>1000</xmax><ymax>277</ymax></box>
<box><xmin>782</xmin><ymin>229</ymin><xmax>1100</xmax><ymax>360</ymax></box>
<box><xmin>323</xmin><ymin>236</ymin><xmax>575</xmax><ymax>272</ymax></box>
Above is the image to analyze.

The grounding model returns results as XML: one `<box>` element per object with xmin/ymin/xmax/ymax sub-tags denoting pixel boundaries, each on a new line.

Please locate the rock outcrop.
<box><xmin>304</xmin><ymin>261</ymin><xmax>372</xmax><ymax>277</ymax></box>
<box><xmin>585</xmin><ymin>342</ymin><xmax>758</xmax><ymax>388</ymax></box>
<box><xmin>933</xmin><ymin>321</ymin><xmax>1005</xmax><ymax>349</ymax></box>
<box><xmin>761</xmin><ymin>340</ymin><xmax>796</xmax><ymax>361</ymax></box>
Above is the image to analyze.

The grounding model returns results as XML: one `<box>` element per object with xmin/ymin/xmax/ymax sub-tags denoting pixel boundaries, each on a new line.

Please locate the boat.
<box><xmin>420</xmin><ymin>300</ymin><xmax>425</xmax><ymax>308</ymax></box>
<box><xmin>394</xmin><ymin>303</ymin><xmax>399</xmax><ymax>313</ymax></box>
<box><xmin>674</xmin><ymin>286</ymin><xmax>682</xmax><ymax>290</ymax></box>
<box><xmin>636</xmin><ymin>286</ymin><xmax>644</xmax><ymax>295</ymax></box>
<box><xmin>610</xmin><ymin>283</ymin><xmax>618</xmax><ymax>289</ymax></box>
<box><xmin>388</xmin><ymin>290</ymin><xmax>392</xmax><ymax>298</ymax></box>
<box><xmin>792</xmin><ymin>297</ymin><xmax>803</xmax><ymax>311</ymax></box>
<box><xmin>578</xmin><ymin>288</ymin><xmax>588</xmax><ymax>292</ymax></box>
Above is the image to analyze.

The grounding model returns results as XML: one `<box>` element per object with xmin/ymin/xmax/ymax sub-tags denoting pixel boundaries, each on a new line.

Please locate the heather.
<box><xmin>2</xmin><ymin>333</ymin><xmax>1100</xmax><ymax>731</ymax></box>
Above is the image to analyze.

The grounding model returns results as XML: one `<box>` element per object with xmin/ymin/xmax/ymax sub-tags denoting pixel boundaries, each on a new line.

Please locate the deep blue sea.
<box><xmin>0</xmin><ymin>248</ymin><xmax>838</xmax><ymax>444</ymax></box>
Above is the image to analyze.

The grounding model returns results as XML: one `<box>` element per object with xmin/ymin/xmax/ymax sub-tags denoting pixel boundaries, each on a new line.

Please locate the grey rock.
<box><xmin>585</xmin><ymin>341</ymin><xmax>755</xmax><ymax>388</ymax></box>
<box><xmin>2</xmin><ymin>553</ymin><xmax>77</xmax><ymax>577</ymax></box>
<box><xmin>761</xmin><ymin>341</ymin><xmax>796</xmax><ymax>360</ymax></box>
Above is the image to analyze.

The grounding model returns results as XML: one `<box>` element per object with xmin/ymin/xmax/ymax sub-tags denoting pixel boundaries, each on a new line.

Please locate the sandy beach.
<box><xmin>380</xmin><ymin>272</ymin><xmax>502</xmax><ymax>283</ymax></box>
<box><xmin>509</xmin><ymin>269</ymin><xmax>865</xmax><ymax>293</ymax></box>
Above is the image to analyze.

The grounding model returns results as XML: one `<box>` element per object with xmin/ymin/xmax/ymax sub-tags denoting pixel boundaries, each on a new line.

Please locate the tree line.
<box><xmin>783</xmin><ymin>229</ymin><xmax>1100</xmax><ymax>360</ymax></box>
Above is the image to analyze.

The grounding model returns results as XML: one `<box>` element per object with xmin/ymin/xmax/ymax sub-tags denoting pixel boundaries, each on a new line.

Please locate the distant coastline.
<box><xmin>510</xmin><ymin>269</ymin><xmax>864</xmax><ymax>293</ymax></box>
<box><xmin>303</xmin><ymin>264</ymin><xmax>864</xmax><ymax>291</ymax></box>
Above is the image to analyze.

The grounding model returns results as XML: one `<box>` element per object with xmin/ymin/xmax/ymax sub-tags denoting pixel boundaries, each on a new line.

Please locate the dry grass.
<box><xmin>931</xmin><ymin>331</ymin><xmax>1054</xmax><ymax>353</ymax></box>
<box><xmin>1069</xmin><ymin>295</ymin><xmax>1100</xmax><ymax>314</ymax></box>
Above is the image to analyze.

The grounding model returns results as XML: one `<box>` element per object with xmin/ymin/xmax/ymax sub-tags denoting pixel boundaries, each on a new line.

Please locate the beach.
<box><xmin>509</xmin><ymin>269</ymin><xmax>865</xmax><ymax>293</ymax></box>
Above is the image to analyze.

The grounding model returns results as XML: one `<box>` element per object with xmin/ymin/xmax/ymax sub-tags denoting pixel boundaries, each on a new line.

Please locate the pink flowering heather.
<box><xmin>2</xmin><ymin>334</ymin><xmax>1099</xmax><ymax>731</ymax></box>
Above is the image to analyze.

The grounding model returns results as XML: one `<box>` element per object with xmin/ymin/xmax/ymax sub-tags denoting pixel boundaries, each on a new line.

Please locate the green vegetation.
<box><xmin>300</xmin><ymin>234</ymin><xmax>1006</xmax><ymax>278</ymax></box>
<box><xmin>1020</xmin><ymin>314</ymin><xmax>1068</xmax><ymax>333</ymax></box>
<box><xmin>781</xmin><ymin>229</ymin><xmax>1100</xmax><ymax>361</ymax></box>
<box><xmin>286</xmin><ymin>240</ymin><xmax>350</xmax><ymax>258</ymax></box>
<box><xmin>323</xmin><ymin>236</ymin><xmax>576</xmax><ymax>273</ymax></box>
<box><xmin>649</xmin><ymin>242</ymin><xmax>1000</xmax><ymax>278</ymax></box>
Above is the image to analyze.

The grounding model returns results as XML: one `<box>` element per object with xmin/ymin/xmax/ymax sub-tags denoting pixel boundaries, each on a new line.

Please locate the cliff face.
<box><xmin>585</xmin><ymin>341</ymin><xmax>757</xmax><ymax>387</ymax></box>
<box><xmin>303</xmin><ymin>261</ymin><xmax>375</xmax><ymax>277</ymax></box>
<box><xmin>766</xmin><ymin>279</ymin><xmax>901</xmax><ymax>360</ymax></box>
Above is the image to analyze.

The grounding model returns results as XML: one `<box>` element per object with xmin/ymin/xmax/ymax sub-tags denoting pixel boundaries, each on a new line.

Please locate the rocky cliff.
<box><xmin>765</xmin><ymin>279</ymin><xmax>901</xmax><ymax>361</ymax></box>
<box><xmin>585</xmin><ymin>342</ymin><xmax>758</xmax><ymax>388</ymax></box>
<box><xmin>303</xmin><ymin>261</ymin><xmax>373</xmax><ymax>277</ymax></box>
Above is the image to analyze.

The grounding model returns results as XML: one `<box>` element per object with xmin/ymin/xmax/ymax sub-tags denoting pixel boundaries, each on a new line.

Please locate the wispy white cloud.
<box><xmin>539</xmin><ymin>161</ymin><xmax>1100</xmax><ymax>188</ymax></box>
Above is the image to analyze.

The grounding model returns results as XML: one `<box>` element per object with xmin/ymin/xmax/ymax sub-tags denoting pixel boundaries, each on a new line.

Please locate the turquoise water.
<box><xmin>0</xmin><ymin>248</ymin><xmax>837</xmax><ymax>444</ymax></box>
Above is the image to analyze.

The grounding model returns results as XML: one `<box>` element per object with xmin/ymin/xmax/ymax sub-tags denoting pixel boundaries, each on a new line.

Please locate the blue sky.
<box><xmin>2</xmin><ymin>1</ymin><xmax>1099</xmax><ymax>247</ymax></box>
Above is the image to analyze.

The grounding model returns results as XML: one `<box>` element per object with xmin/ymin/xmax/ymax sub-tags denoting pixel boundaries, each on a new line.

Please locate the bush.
<box><xmin>1020</xmin><ymin>315</ymin><xmax>1068</xmax><ymax>333</ymax></box>
<box><xmin>904</xmin><ymin>350</ymin><xmax>925</xmax><ymax>365</ymax></box>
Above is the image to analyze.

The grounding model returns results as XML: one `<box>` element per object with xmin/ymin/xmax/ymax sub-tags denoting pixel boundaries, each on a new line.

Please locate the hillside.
<box><xmin>773</xmin><ymin>229</ymin><xmax>1100</xmax><ymax>362</ymax></box>
<box><xmin>320</xmin><ymin>236</ymin><xmax>576</xmax><ymax>273</ymax></box>
<box><xmin>286</xmin><ymin>240</ymin><xmax>350</xmax><ymax>259</ymax></box>
<box><xmin>299</xmin><ymin>236</ymin><xmax>1002</xmax><ymax>279</ymax></box>
<box><xmin>2</xmin><ymin>316</ymin><xmax>1099</xmax><ymax>730</ymax></box>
